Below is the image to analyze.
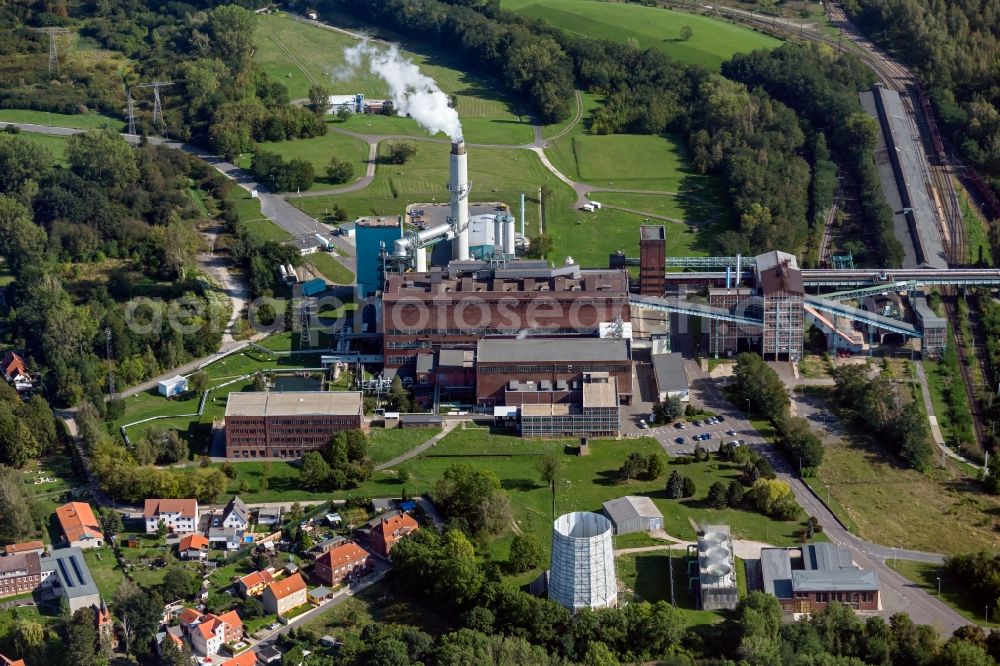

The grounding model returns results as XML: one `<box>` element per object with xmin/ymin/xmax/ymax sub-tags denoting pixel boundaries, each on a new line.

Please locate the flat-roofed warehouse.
<box><xmin>476</xmin><ymin>338</ymin><xmax>633</xmax><ymax>407</ymax></box>
<box><xmin>602</xmin><ymin>496</ymin><xmax>663</xmax><ymax>534</ymax></box>
<box><xmin>224</xmin><ymin>392</ymin><xmax>363</xmax><ymax>459</ymax></box>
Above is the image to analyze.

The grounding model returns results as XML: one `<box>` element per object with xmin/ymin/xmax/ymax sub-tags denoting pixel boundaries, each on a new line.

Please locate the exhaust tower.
<box><xmin>449</xmin><ymin>140</ymin><xmax>470</xmax><ymax>261</ymax></box>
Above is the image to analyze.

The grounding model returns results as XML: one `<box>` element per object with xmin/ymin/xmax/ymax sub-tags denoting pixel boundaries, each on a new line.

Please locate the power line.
<box><xmin>105</xmin><ymin>327</ymin><xmax>116</xmax><ymax>400</ymax></box>
<box><xmin>136</xmin><ymin>80</ymin><xmax>174</xmax><ymax>133</ymax></box>
<box><xmin>32</xmin><ymin>27</ymin><xmax>70</xmax><ymax>75</ymax></box>
<box><xmin>126</xmin><ymin>89</ymin><xmax>136</xmax><ymax>136</ymax></box>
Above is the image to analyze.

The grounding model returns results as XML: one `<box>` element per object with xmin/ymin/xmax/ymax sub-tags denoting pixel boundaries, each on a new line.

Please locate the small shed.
<box><xmin>325</xmin><ymin>513</ymin><xmax>342</xmax><ymax>527</ymax></box>
<box><xmin>158</xmin><ymin>375</ymin><xmax>188</xmax><ymax>398</ymax></box>
<box><xmin>399</xmin><ymin>413</ymin><xmax>444</xmax><ymax>429</ymax></box>
<box><xmin>308</xmin><ymin>586</ymin><xmax>332</xmax><ymax>603</ymax></box>
<box><xmin>602</xmin><ymin>496</ymin><xmax>664</xmax><ymax>534</ymax></box>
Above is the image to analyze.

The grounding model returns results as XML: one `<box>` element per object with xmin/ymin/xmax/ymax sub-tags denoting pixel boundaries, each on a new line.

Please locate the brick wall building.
<box><xmin>225</xmin><ymin>392</ymin><xmax>364</xmax><ymax>458</ymax></box>
<box><xmin>761</xmin><ymin>543</ymin><xmax>879</xmax><ymax>614</ymax></box>
<box><xmin>0</xmin><ymin>552</ymin><xmax>41</xmax><ymax>599</ymax></box>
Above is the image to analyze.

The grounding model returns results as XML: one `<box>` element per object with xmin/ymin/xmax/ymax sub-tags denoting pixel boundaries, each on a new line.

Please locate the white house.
<box><xmin>208</xmin><ymin>526</ymin><xmax>242</xmax><ymax>551</ymax></box>
<box><xmin>158</xmin><ymin>375</ymin><xmax>188</xmax><ymax>398</ymax></box>
<box><xmin>221</xmin><ymin>496</ymin><xmax>249</xmax><ymax>531</ymax></box>
<box><xmin>145</xmin><ymin>499</ymin><xmax>199</xmax><ymax>534</ymax></box>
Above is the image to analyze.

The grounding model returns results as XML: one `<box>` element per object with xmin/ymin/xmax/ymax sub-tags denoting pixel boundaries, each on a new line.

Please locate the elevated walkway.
<box><xmin>803</xmin><ymin>305</ymin><xmax>867</xmax><ymax>352</ymax></box>
<box><xmin>804</xmin><ymin>296</ymin><xmax>921</xmax><ymax>338</ymax></box>
<box><xmin>630</xmin><ymin>295</ymin><xmax>762</xmax><ymax>327</ymax></box>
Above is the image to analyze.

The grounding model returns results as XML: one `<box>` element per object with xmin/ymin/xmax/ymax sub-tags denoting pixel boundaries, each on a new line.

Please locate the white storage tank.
<box><xmin>549</xmin><ymin>512</ymin><xmax>617</xmax><ymax>613</ymax></box>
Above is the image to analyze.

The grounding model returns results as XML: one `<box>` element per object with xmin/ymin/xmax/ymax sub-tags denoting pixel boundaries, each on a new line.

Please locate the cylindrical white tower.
<box><xmin>450</xmin><ymin>140</ymin><xmax>470</xmax><ymax>261</ymax></box>
<box><xmin>549</xmin><ymin>512</ymin><xmax>617</xmax><ymax>613</ymax></box>
<box><xmin>504</xmin><ymin>216</ymin><xmax>516</xmax><ymax>255</ymax></box>
<box><xmin>494</xmin><ymin>216</ymin><xmax>504</xmax><ymax>254</ymax></box>
<box><xmin>415</xmin><ymin>247</ymin><xmax>427</xmax><ymax>272</ymax></box>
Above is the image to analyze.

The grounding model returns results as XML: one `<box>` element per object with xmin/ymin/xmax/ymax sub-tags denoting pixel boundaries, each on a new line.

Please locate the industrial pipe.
<box><xmin>450</xmin><ymin>140</ymin><xmax>470</xmax><ymax>261</ymax></box>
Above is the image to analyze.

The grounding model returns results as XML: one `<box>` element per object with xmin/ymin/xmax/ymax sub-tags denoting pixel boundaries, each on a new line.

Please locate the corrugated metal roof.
<box><xmin>602</xmin><ymin>496</ymin><xmax>663</xmax><ymax>524</ymax></box>
<box><xmin>652</xmin><ymin>352</ymin><xmax>688</xmax><ymax>393</ymax></box>
<box><xmin>760</xmin><ymin>548</ymin><xmax>794</xmax><ymax>599</ymax></box>
<box><xmin>792</xmin><ymin>568</ymin><xmax>880</xmax><ymax>592</ymax></box>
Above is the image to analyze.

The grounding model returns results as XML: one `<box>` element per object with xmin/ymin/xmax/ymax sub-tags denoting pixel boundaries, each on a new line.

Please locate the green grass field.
<box><xmin>0</xmin><ymin>108</ymin><xmax>122</xmax><ymax>129</ymax></box>
<box><xmin>253</xmin><ymin>13</ymin><xmax>533</xmax><ymax>145</ymax></box>
<box><xmin>616</xmin><ymin>549</ymin><xmax>720</xmax><ymax>627</ymax></box>
<box><xmin>227</xmin><ymin>188</ymin><xmax>293</xmax><ymax>243</ymax></box>
<box><xmin>369</xmin><ymin>426</ymin><xmax>442</xmax><ymax>465</ymax></box>
<box><xmin>237</xmin><ymin>130</ymin><xmax>371</xmax><ymax>191</ymax></box>
<box><xmin>305</xmin><ymin>251</ymin><xmax>355</xmax><ymax>284</ymax></box>
<box><xmin>19</xmin><ymin>132</ymin><xmax>69</xmax><ymax>163</ymax></box>
<box><xmin>502</xmin><ymin>0</ymin><xmax>780</xmax><ymax>70</ymax></box>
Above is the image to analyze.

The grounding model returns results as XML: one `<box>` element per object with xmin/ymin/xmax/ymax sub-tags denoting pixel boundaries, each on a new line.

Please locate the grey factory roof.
<box><xmin>912</xmin><ymin>294</ymin><xmax>945</xmax><ymax>326</ymax></box>
<box><xmin>399</xmin><ymin>413</ymin><xmax>444</xmax><ymax>425</ymax></box>
<box><xmin>223</xmin><ymin>496</ymin><xmax>249</xmax><ymax>525</ymax></box>
<box><xmin>641</xmin><ymin>225</ymin><xmax>665</xmax><ymax>240</ymax></box>
<box><xmin>438</xmin><ymin>349</ymin><xmax>472</xmax><ymax>368</ymax></box>
<box><xmin>761</xmin><ymin>544</ymin><xmax>879</xmax><ymax>598</ymax></box>
<box><xmin>582</xmin><ymin>378</ymin><xmax>618</xmax><ymax>408</ymax></box>
<box><xmin>757</xmin><ymin>251</ymin><xmax>804</xmax><ymax>295</ymax></box>
<box><xmin>415</xmin><ymin>354</ymin><xmax>433</xmax><ymax>375</ymax></box>
<box><xmin>792</xmin><ymin>568</ymin><xmax>880</xmax><ymax>593</ymax></box>
<box><xmin>602</xmin><ymin>496</ymin><xmax>663</xmax><ymax>524</ymax></box>
<box><xmin>761</xmin><ymin>548</ymin><xmax>794</xmax><ymax>600</ymax></box>
<box><xmin>42</xmin><ymin>547</ymin><xmax>99</xmax><ymax>600</ymax></box>
<box><xmin>225</xmin><ymin>391</ymin><xmax>363</xmax><ymax>417</ymax></box>
<box><xmin>0</xmin><ymin>551</ymin><xmax>40</xmax><ymax>577</ymax></box>
<box><xmin>476</xmin><ymin>338</ymin><xmax>629</xmax><ymax>363</ymax></box>
<box><xmin>652</xmin><ymin>352</ymin><xmax>688</xmax><ymax>393</ymax></box>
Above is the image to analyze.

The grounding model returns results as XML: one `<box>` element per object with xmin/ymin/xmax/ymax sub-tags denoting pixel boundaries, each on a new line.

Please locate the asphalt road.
<box><xmin>683</xmin><ymin>360</ymin><xmax>970</xmax><ymax>634</ymax></box>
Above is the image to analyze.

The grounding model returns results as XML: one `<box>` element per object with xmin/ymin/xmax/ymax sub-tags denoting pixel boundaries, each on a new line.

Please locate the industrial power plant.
<box><xmin>548</xmin><ymin>512</ymin><xmax>617</xmax><ymax>613</ymax></box>
<box><xmin>261</xmin><ymin>138</ymin><xmax>1000</xmax><ymax>442</ymax></box>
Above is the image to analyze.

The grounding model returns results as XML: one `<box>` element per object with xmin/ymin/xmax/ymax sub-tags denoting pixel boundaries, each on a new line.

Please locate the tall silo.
<box><xmin>549</xmin><ymin>512</ymin><xmax>617</xmax><ymax>613</ymax></box>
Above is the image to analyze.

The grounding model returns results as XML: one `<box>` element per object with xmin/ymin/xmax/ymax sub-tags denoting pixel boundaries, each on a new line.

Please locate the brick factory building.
<box><xmin>382</xmin><ymin>260</ymin><xmax>630</xmax><ymax>380</ymax></box>
<box><xmin>224</xmin><ymin>392</ymin><xmax>364</xmax><ymax>458</ymax></box>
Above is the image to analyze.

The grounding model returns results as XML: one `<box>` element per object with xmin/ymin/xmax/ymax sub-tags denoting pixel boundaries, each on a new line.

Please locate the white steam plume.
<box><xmin>337</xmin><ymin>40</ymin><xmax>462</xmax><ymax>142</ymax></box>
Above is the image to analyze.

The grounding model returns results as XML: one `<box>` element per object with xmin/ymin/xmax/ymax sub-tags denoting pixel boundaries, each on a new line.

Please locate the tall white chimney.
<box><xmin>494</xmin><ymin>216</ymin><xmax>504</xmax><ymax>254</ymax></box>
<box><xmin>450</xmin><ymin>140</ymin><xmax>470</xmax><ymax>261</ymax></box>
<box><xmin>504</xmin><ymin>215</ymin><xmax>515</xmax><ymax>255</ymax></box>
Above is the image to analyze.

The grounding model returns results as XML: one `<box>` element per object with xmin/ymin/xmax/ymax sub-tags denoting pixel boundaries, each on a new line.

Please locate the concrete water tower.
<box><xmin>549</xmin><ymin>511</ymin><xmax>617</xmax><ymax>613</ymax></box>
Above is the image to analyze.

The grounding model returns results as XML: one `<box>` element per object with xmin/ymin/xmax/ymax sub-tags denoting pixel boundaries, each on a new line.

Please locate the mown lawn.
<box><xmin>253</xmin><ymin>13</ymin><xmax>533</xmax><ymax>145</ymax></box>
<box><xmin>305</xmin><ymin>251</ymin><xmax>355</xmax><ymax>285</ymax></box>
<box><xmin>502</xmin><ymin>0</ymin><xmax>780</xmax><ymax>70</ymax></box>
<box><xmin>19</xmin><ymin>132</ymin><xmax>70</xmax><ymax>163</ymax></box>
<box><xmin>369</xmin><ymin>426</ymin><xmax>442</xmax><ymax>466</ymax></box>
<box><xmin>616</xmin><ymin>549</ymin><xmax>720</xmax><ymax>628</ymax></box>
<box><xmin>0</xmin><ymin>108</ymin><xmax>123</xmax><ymax>129</ymax></box>
<box><xmin>226</xmin><ymin>188</ymin><xmax>293</xmax><ymax>243</ymax></box>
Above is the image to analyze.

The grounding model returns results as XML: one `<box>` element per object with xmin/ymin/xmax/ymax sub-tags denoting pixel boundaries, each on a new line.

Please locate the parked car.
<box><xmin>692</xmin><ymin>420</ymin><xmax>701</xmax><ymax>427</ymax></box>
<box><xmin>726</xmin><ymin>430</ymin><xmax>737</xmax><ymax>436</ymax></box>
<box><xmin>638</xmin><ymin>419</ymin><xmax>648</xmax><ymax>429</ymax></box>
<box><xmin>675</xmin><ymin>422</ymin><xmax>687</xmax><ymax>429</ymax></box>
<box><xmin>675</xmin><ymin>437</ymin><xmax>685</xmax><ymax>444</ymax></box>
<box><xmin>717</xmin><ymin>415</ymin><xmax>726</xmax><ymax>422</ymax></box>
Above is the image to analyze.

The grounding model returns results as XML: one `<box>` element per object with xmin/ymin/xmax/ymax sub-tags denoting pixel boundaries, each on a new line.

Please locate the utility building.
<box><xmin>757</xmin><ymin>251</ymin><xmax>805</xmax><ymax>361</ymax></box>
<box><xmin>761</xmin><ymin>543</ymin><xmax>879</xmax><ymax>614</ymax></box>
<box><xmin>602</xmin><ymin>496</ymin><xmax>663</xmax><ymax>534</ymax></box>
<box><xmin>639</xmin><ymin>225</ymin><xmax>666</xmax><ymax>296</ymax></box>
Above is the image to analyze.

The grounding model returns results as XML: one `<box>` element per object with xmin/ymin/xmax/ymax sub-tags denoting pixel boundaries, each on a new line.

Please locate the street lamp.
<box><xmin>937</xmin><ymin>577</ymin><xmax>941</xmax><ymax>596</ymax></box>
<box><xmin>746</xmin><ymin>398</ymin><xmax>751</xmax><ymax>418</ymax></box>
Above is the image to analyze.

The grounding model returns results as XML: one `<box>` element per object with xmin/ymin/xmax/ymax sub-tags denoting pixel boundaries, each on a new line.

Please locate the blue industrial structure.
<box><xmin>355</xmin><ymin>218</ymin><xmax>403</xmax><ymax>298</ymax></box>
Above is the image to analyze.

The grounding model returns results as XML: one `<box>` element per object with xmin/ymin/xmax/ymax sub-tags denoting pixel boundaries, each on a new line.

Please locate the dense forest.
<box><xmin>0</xmin><ymin>127</ymin><xmax>228</xmax><ymax>406</ymax></box>
<box><xmin>0</xmin><ymin>0</ymin><xmax>324</xmax><ymax>157</ymax></box>
<box><xmin>845</xmin><ymin>0</ymin><xmax>1000</xmax><ymax>186</ymax></box>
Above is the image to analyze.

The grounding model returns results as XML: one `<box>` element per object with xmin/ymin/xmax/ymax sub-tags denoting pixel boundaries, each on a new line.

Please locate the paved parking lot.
<box><xmin>642</xmin><ymin>417</ymin><xmax>759</xmax><ymax>456</ymax></box>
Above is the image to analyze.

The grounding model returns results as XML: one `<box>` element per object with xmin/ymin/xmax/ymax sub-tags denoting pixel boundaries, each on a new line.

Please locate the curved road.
<box><xmin>684</xmin><ymin>360</ymin><xmax>970</xmax><ymax>635</ymax></box>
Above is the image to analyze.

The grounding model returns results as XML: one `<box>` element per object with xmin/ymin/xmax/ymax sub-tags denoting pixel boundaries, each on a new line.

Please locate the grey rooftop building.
<box><xmin>760</xmin><ymin>543</ymin><xmax>880</xmax><ymax>613</ymax></box>
<box><xmin>602</xmin><ymin>496</ymin><xmax>663</xmax><ymax>534</ymax></box>
<box><xmin>651</xmin><ymin>351</ymin><xmax>689</xmax><ymax>403</ymax></box>
<box><xmin>41</xmin><ymin>547</ymin><xmax>101</xmax><ymax>613</ymax></box>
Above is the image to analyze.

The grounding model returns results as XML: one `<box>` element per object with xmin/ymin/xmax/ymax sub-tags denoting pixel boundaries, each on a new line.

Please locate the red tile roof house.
<box><xmin>262</xmin><ymin>573</ymin><xmax>307</xmax><ymax>616</ymax></box>
<box><xmin>370</xmin><ymin>512</ymin><xmax>419</xmax><ymax>558</ymax></box>
<box><xmin>178</xmin><ymin>534</ymin><xmax>210</xmax><ymax>560</ymax></box>
<box><xmin>237</xmin><ymin>570</ymin><xmax>274</xmax><ymax>598</ymax></box>
<box><xmin>178</xmin><ymin>607</ymin><xmax>243</xmax><ymax>656</ymax></box>
<box><xmin>0</xmin><ymin>352</ymin><xmax>32</xmax><ymax>392</ymax></box>
<box><xmin>55</xmin><ymin>502</ymin><xmax>104</xmax><ymax>549</ymax></box>
<box><xmin>313</xmin><ymin>542</ymin><xmax>370</xmax><ymax>586</ymax></box>
<box><xmin>144</xmin><ymin>499</ymin><xmax>199</xmax><ymax>534</ymax></box>
<box><xmin>3</xmin><ymin>541</ymin><xmax>44</xmax><ymax>557</ymax></box>
<box><xmin>221</xmin><ymin>650</ymin><xmax>258</xmax><ymax>666</ymax></box>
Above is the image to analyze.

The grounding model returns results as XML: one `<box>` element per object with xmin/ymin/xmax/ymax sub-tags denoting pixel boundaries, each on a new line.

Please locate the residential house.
<box><xmin>238</xmin><ymin>570</ymin><xmax>274</xmax><ymax>598</ymax></box>
<box><xmin>761</xmin><ymin>543</ymin><xmax>880</xmax><ymax>614</ymax></box>
<box><xmin>221</xmin><ymin>651</ymin><xmax>258</xmax><ymax>666</ymax></box>
<box><xmin>178</xmin><ymin>534</ymin><xmax>210</xmax><ymax>560</ymax></box>
<box><xmin>54</xmin><ymin>502</ymin><xmax>104</xmax><ymax>549</ymax></box>
<box><xmin>370</xmin><ymin>512</ymin><xmax>418</xmax><ymax>558</ymax></box>
<box><xmin>256</xmin><ymin>646</ymin><xmax>282</xmax><ymax>665</ymax></box>
<box><xmin>221</xmin><ymin>496</ymin><xmax>250</xmax><ymax>531</ymax></box>
<box><xmin>156</xmin><ymin>626</ymin><xmax>185</xmax><ymax>656</ymax></box>
<box><xmin>1</xmin><ymin>653</ymin><xmax>26</xmax><ymax>666</ymax></box>
<box><xmin>307</xmin><ymin>537</ymin><xmax>345</xmax><ymax>561</ymax></box>
<box><xmin>0</xmin><ymin>552</ymin><xmax>41</xmax><ymax>599</ymax></box>
<box><xmin>144</xmin><ymin>499</ymin><xmax>199</xmax><ymax>534</ymax></box>
<box><xmin>370</xmin><ymin>498</ymin><xmax>395</xmax><ymax>514</ymax></box>
<box><xmin>185</xmin><ymin>609</ymin><xmax>243</xmax><ymax>656</ymax></box>
<box><xmin>40</xmin><ymin>547</ymin><xmax>101</xmax><ymax>613</ymax></box>
<box><xmin>3</xmin><ymin>541</ymin><xmax>44</xmax><ymax>557</ymax></box>
<box><xmin>208</xmin><ymin>526</ymin><xmax>242</xmax><ymax>551</ymax></box>
<box><xmin>1</xmin><ymin>351</ymin><xmax>32</xmax><ymax>392</ymax></box>
<box><xmin>313</xmin><ymin>542</ymin><xmax>369</xmax><ymax>586</ymax></box>
<box><xmin>262</xmin><ymin>573</ymin><xmax>307</xmax><ymax>616</ymax></box>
